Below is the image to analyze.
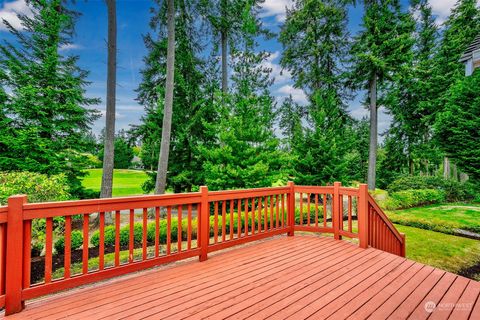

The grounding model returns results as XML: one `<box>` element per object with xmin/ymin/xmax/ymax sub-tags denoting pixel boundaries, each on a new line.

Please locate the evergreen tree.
<box><xmin>280</xmin><ymin>0</ymin><xmax>354</xmax><ymax>185</ymax></box>
<box><xmin>134</xmin><ymin>0</ymin><xmax>214</xmax><ymax>193</ymax></box>
<box><xmin>0</xmin><ymin>0</ymin><xmax>100</xmax><ymax>197</ymax></box>
<box><xmin>278</xmin><ymin>95</ymin><xmax>303</xmax><ymax>151</ymax></box>
<box><xmin>348</xmin><ymin>0</ymin><xmax>414</xmax><ymax>189</ymax></box>
<box><xmin>435</xmin><ymin>70</ymin><xmax>480</xmax><ymax>182</ymax></box>
<box><xmin>201</xmin><ymin>50</ymin><xmax>286</xmax><ymax>190</ymax></box>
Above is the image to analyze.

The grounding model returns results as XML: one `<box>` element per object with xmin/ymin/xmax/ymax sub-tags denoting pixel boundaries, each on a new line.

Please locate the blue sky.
<box><xmin>0</xmin><ymin>0</ymin><xmax>464</xmax><ymax>137</ymax></box>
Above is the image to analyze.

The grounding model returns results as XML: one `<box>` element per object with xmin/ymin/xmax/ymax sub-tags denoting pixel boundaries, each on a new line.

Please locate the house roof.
<box><xmin>459</xmin><ymin>34</ymin><xmax>480</xmax><ymax>62</ymax></box>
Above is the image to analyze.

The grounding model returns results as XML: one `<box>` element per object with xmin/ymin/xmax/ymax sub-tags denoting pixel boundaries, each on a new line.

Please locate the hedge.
<box><xmin>54</xmin><ymin>230</ymin><xmax>84</xmax><ymax>253</ymax></box>
<box><xmin>384</xmin><ymin>189</ymin><xmax>446</xmax><ymax>210</ymax></box>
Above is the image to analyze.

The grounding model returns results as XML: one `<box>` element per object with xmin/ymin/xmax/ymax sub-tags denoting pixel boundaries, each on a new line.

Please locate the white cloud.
<box><xmin>276</xmin><ymin>84</ymin><xmax>308</xmax><ymax>105</ymax></box>
<box><xmin>59</xmin><ymin>43</ymin><xmax>82</xmax><ymax>51</ymax></box>
<box><xmin>0</xmin><ymin>0</ymin><xmax>31</xmax><ymax>31</ymax></box>
<box><xmin>430</xmin><ymin>0</ymin><xmax>480</xmax><ymax>24</ymax></box>
<box><xmin>259</xmin><ymin>0</ymin><xmax>294</xmax><ymax>22</ymax></box>
<box><xmin>262</xmin><ymin>51</ymin><xmax>291</xmax><ymax>84</ymax></box>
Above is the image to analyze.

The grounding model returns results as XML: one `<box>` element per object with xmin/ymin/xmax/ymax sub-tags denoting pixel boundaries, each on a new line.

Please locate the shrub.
<box><xmin>0</xmin><ymin>171</ymin><xmax>71</xmax><ymax>205</ymax></box>
<box><xmin>387</xmin><ymin>175</ymin><xmax>476</xmax><ymax>202</ymax></box>
<box><xmin>54</xmin><ymin>230</ymin><xmax>84</xmax><ymax>253</ymax></box>
<box><xmin>384</xmin><ymin>189</ymin><xmax>446</xmax><ymax>210</ymax></box>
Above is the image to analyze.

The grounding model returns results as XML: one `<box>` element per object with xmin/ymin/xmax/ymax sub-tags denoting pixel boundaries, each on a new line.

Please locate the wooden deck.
<box><xmin>4</xmin><ymin>235</ymin><xmax>479</xmax><ymax>320</ymax></box>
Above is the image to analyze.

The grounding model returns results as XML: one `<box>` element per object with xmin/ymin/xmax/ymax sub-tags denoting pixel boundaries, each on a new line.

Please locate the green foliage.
<box><xmin>201</xmin><ymin>50</ymin><xmax>288</xmax><ymax>190</ymax></box>
<box><xmin>98</xmin><ymin>135</ymin><xmax>134</xmax><ymax>169</ymax></box>
<box><xmin>0</xmin><ymin>0</ymin><xmax>100</xmax><ymax>198</ymax></box>
<box><xmin>435</xmin><ymin>70</ymin><xmax>480</xmax><ymax>182</ymax></box>
<box><xmin>0</xmin><ymin>171</ymin><xmax>71</xmax><ymax>205</ymax></box>
<box><xmin>54</xmin><ymin>230</ymin><xmax>84</xmax><ymax>254</ymax></box>
<box><xmin>387</xmin><ymin>175</ymin><xmax>476</xmax><ymax>202</ymax></box>
<box><xmin>384</xmin><ymin>189</ymin><xmax>446</xmax><ymax>210</ymax></box>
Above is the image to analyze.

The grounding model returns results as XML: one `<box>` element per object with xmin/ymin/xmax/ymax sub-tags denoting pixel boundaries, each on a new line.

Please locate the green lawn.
<box><xmin>81</xmin><ymin>169</ymin><xmax>150</xmax><ymax>197</ymax></box>
<box><xmin>396</xmin><ymin>224</ymin><xmax>480</xmax><ymax>280</ymax></box>
<box><xmin>387</xmin><ymin>203</ymin><xmax>480</xmax><ymax>235</ymax></box>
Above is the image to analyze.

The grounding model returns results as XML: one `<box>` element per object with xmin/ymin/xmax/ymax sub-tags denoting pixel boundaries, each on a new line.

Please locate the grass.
<box><xmin>396</xmin><ymin>224</ymin><xmax>480</xmax><ymax>280</ymax></box>
<box><xmin>387</xmin><ymin>203</ymin><xmax>480</xmax><ymax>235</ymax></box>
<box><xmin>81</xmin><ymin>169</ymin><xmax>150</xmax><ymax>197</ymax></box>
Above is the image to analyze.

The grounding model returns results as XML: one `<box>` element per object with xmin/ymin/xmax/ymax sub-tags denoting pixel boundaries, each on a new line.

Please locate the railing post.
<box><xmin>400</xmin><ymin>233</ymin><xmax>406</xmax><ymax>257</ymax></box>
<box><xmin>333</xmin><ymin>182</ymin><xmax>341</xmax><ymax>240</ymax></box>
<box><xmin>358</xmin><ymin>184</ymin><xmax>369</xmax><ymax>249</ymax></box>
<box><xmin>5</xmin><ymin>195</ymin><xmax>27</xmax><ymax>315</ymax></box>
<box><xmin>287</xmin><ymin>181</ymin><xmax>295</xmax><ymax>237</ymax></box>
<box><xmin>199</xmin><ymin>186</ymin><xmax>209</xmax><ymax>262</ymax></box>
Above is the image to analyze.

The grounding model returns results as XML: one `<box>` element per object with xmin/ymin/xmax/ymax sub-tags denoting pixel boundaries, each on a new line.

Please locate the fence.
<box><xmin>0</xmin><ymin>182</ymin><xmax>404</xmax><ymax>315</ymax></box>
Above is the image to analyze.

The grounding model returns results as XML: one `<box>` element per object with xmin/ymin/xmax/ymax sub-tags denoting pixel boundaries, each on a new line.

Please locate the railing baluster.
<box><xmin>155</xmin><ymin>207</ymin><xmax>160</xmax><ymax>257</ymax></box>
<box><xmin>142</xmin><ymin>208</ymin><xmax>147</xmax><ymax>260</ymax></box>
<box><xmin>244</xmin><ymin>198</ymin><xmax>249</xmax><ymax>236</ymax></box>
<box><xmin>214</xmin><ymin>202</ymin><xmax>218</xmax><ymax>244</ymax></box>
<box><xmin>252</xmin><ymin>198</ymin><xmax>256</xmax><ymax>235</ymax></box>
<box><xmin>115</xmin><ymin>210</ymin><xmax>120</xmax><ymax>266</ymax></box>
<box><xmin>1</xmin><ymin>224</ymin><xmax>7</xmax><ymax>295</ymax></box>
<box><xmin>82</xmin><ymin>214</ymin><xmax>89</xmax><ymax>274</ymax></box>
<box><xmin>275</xmin><ymin>195</ymin><xmax>279</xmax><ymax>229</ymax></box>
<box><xmin>323</xmin><ymin>194</ymin><xmax>327</xmax><ymax>227</ymax></box>
<box><xmin>221</xmin><ymin>201</ymin><xmax>226</xmax><ymax>242</ymax></box>
<box><xmin>166</xmin><ymin>206</ymin><xmax>172</xmax><ymax>255</ymax></box>
<box><xmin>269</xmin><ymin>195</ymin><xmax>274</xmax><ymax>230</ymax></box>
<box><xmin>23</xmin><ymin>220</ymin><xmax>31</xmax><ymax>288</ymax></box>
<box><xmin>45</xmin><ymin>217</ymin><xmax>53</xmax><ymax>283</ymax></box>
<box><xmin>64</xmin><ymin>216</ymin><xmax>71</xmax><ymax>279</ymax></box>
<box><xmin>307</xmin><ymin>193</ymin><xmax>311</xmax><ymax>226</ymax></box>
<box><xmin>229</xmin><ymin>200</ymin><xmax>234</xmax><ymax>240</ymax></box>
<box><xmin>237</xmin><ymin>200</ymin><xmax>242</xmax><ymax>238</ymax></box>
<box><xmin>263</xmin><ymin>196</ymin><xmax>268</xmax><ymax>231</ymax></box>
<box><xmin>99</xmin><ymin>212</ymin><xmax>105</xmax><ymax>270</ymax></box>
<box><xmin>187</xmin><ymin>204</ymin><xmax>192</xmax><ymax>250</ymax></box>
<box><xmin>314</xmin><ymin>194</ymin><xmax>319</xmax><ymax>227</ymax></box>
<box><xmin>257</xmin><ymin>197</ymin><xmax>262</xmax><ymax>233</ymax></box>
<box><xmin>129</xmin><ymin>209</ymin><xmax>134</xmax><ymax>263</ymax></box>
<box><xmin>348</xmin><ymin>195</ymin><xmax>352</xmax><ymax>233</ymax></box>
<box><xmin>299</xmin><ymin>192</ymin><xmax>303</xmax><ymax>226</ymax></box>
<box><xmin>178</xmin><ymin>205</ymin><xmax>182</xmax><ymax>253</ymax></box>
<box><xmin>281</xmin><ymin>194</ymin><xmax>285</xmax><ymax>227</ymax></box>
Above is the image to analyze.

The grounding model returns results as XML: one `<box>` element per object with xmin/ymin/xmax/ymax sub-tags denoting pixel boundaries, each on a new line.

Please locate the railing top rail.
<box><xmin>338</xmin><ymin>187</ymin><xmax>359</xmax><ymax>196</ymax></box>
<box><xmin>293</xmin><ymin>185</ymin><xmax>334</xmax><ymax>193</ymax></box>
<box><xmin>367</xmin><ymin>194</ymin><xmax>403</xmax><ymax>242</ymax></box>
<box><xmin>22</xmin><ymin>192</ymin><xmax>202</xmax><ymax>219</ymax></box>
<box><xmin>208</xmin><ymin>186</ymin><xmax>290</xmax><ymax>201</ymax></box>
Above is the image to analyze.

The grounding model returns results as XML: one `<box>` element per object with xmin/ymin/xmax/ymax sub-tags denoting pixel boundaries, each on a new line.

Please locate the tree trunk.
<box><xmin>367</xmin><ymin>74</ymin><xmax>377</xmax><ymax>190</ymax></box>
<box><xmin>155</xmin><ymin>0</ymin><xmax>175</xmax><ymax>195</ymax></box>
<box><xmin>221</xmin><ymin>30</ymin><xmax>228</xmax><ymax>93</ymax></box>
<box><xmin>443</xmin><ymin>157</ymin><xmax>450</xmax><ymax>179</ymax></box>
<box><xmin>100</xmin><ymin>0</ymin><xmax>117</xmax><ymax>202</ymax></box>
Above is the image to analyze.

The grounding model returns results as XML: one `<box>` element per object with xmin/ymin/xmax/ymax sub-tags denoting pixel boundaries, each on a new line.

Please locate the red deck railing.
<box><xmin>0</xmin><ymin>182</ymin><xmax>404</xmax><ymax>315</ymax></box>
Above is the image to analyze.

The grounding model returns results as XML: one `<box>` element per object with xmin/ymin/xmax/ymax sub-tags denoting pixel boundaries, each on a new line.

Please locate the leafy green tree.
<box><xmin>435</xmin><ymin>70</ymin><xmax>480</xmax><ymax>182</ymax></box>
<box><xmin>348</xmin><ymin>0</ymin><xmax>414</xmax><ymax>189</ymax></box>
<box><xmin>98</xmin><ymin>133</ymin><xmax>134</xmax><ymax>170</ymax></box>
<box><xmin>201</xmin><ymin>50</ymin><xmax>287</xmax><ymax>190</ymax></box>
<box><xmin>0</xmin><ymin>0</ymin><xmax>100</xmax><ymax>197</ymax></box>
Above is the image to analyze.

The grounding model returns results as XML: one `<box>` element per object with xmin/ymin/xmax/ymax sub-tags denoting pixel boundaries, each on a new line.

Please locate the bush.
<box><xmin>54</xmin><ymin>230</ymin><xmax>84</xmax><ymax>253</ymax></box>
<box><xmin>387</xmin><ymin>175</ymin><xmax>476</xmax><ymax>202</ymax></box>
<box><xmin>0</xmin><ymin>171</ymin><xmax>71</xmax><ymax>205</ymax></box>
<box><xmin>384</xmin><ymin>189</ymin><xmax>446</xmax><ymax>210</ymax></box>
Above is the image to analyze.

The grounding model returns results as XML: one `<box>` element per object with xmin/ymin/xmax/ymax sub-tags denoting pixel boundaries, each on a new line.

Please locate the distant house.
<box><xmin>459</xmin><ymin>34</ymin><xmax>480</xmax><ymax>76</ymax></box>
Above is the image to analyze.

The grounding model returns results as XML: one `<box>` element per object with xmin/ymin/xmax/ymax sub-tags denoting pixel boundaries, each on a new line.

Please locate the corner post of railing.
<box><xmin>199</xmin><ymin>186</ymin><xmax>209</xmax><ymax>262</ymax></box>
<box><xmin>5</xmin><ymin>195</ymin><xmax>27</xmax><ymax>315</ymax></box>
<box><xmin>400</xmin><ymin>233</ymin><xmax>406</xmax><ymax>257</ymax></box>
<box><xmin>333</xmin><ymin>182</ymin><xmax>342</xmax><ymax>240</ymax></box>
<box><xmin>358</xmin><ymin>184</ymin><xmax>369</xmax><ymax>249</ymax></box>
<box><xmin>287</xmin><ymin>181</ymin><xmax>295</xmax><ymax>236</ymax></box>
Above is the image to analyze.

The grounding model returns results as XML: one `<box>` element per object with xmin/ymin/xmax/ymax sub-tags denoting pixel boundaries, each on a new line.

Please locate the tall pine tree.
<box><xmin>0</xmin><ymin>0</ymin><xmax>100</xmax><ymax>197</ymax></box>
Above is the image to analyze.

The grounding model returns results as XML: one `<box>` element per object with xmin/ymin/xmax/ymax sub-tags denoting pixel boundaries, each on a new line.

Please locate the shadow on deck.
<box><xmin>5</xmin><ymin>235</ymin><xmax>479</xmax><ymax>320</ymax></box>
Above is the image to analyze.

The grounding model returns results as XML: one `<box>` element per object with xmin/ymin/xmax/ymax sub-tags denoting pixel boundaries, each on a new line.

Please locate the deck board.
<box><xmin>3</xmin><ymin>235</ymin><xmax>479</xmax><ymax>319</ymax></box>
